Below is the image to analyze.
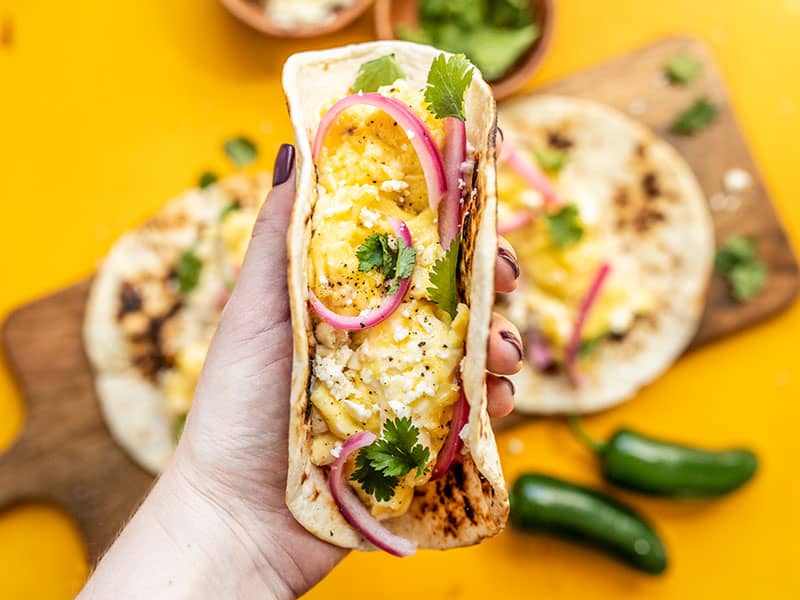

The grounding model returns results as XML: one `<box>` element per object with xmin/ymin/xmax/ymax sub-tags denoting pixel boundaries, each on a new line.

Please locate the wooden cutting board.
<box><xmin>1</xmin><ymin>36</ymin><xmax>798</xmax><ymax>562</ymax></box>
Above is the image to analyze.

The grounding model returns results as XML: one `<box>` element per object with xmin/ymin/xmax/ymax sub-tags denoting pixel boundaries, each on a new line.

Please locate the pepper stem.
<box><xmin>567</xmin><ymin>415</ymin><xmax>607</xmax><ymax>454</ymax></box>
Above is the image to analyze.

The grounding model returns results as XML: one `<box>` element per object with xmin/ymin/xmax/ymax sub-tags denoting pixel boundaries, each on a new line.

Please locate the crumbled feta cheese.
<box><xmin>343</xmin><ymin>399</ymin><xmax>374</xmax><ymax>422</ymax></box>
<box><xmin>723</xmin><ymin>168</ymin><xmax>751</xmax><ymax>193</ymax></box>
<box><xmin>380</xmin><ymin>179</ymin><xmax>409</xmax><ymax>193</ymax></box>
<box><xmin>393</xmin><ymin>326</ymin><xmax>409</xmax><ymax>342</ymax></box>
<box><xmin>609</xmin><ymin>307</ymin><xmax>634</xmax><ymax>333</ymax></box>
<box><xmin>359</xmin><ymin>206</ymin><xmax>380</xmax><ymax>229</ymax></box>
<box><xmin>402</xmin><ymin>309</ymin><xmax>411</xmax><ymax>318</ymax></box>
<box><xmin>330</xmin><ymin>444</ymin><xmax>342</xmax><ymax>459</ymax></box>
<box><xmin>388</xmin><ymin>399</ymin><xmax>410</xmax><ymax>418</ymax></box>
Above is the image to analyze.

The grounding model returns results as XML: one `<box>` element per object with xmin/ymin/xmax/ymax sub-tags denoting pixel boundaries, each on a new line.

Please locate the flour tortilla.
<box><xmin>84</xmin><ymin>174</ymin><xmax>271</xmax><ymax>472</ymax></box>
<box><xmin>283</xmin><ymin>42</ymin><xmax>507</xmax><ymax>550</ymax></box>
<box><xmin>498</xmin><ymin>95</ymin><xmax>714</xmax><ymax>414</ymax></box>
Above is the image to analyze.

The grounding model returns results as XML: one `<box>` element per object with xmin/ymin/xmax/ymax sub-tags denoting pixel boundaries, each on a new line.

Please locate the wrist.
<box><xmin>79</xmin><ymin>456</ymin><xmax>294</xmax><ymax>600</ymax></box>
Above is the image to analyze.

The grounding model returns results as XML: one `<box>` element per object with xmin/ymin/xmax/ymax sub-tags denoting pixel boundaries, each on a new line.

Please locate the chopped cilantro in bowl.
<box><xmin>398</xmin><ymin>0</ymin><xmax>541</xmax><ymax>83</ymax></box>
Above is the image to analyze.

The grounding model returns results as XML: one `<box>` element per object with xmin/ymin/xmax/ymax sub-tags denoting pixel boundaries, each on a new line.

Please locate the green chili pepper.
<box><xmin>568</xmin><ymin>417</ymin><xmax>758</xmax><ymax>497</ymax></box>
<box><xmin>510</xmin><ymin>473</ymin><xmax>668</xmax><ymax>574</ymax></box>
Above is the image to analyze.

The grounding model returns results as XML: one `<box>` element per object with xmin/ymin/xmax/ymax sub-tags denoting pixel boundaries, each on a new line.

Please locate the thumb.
<box><xmin>218</xmin><ymin>145</ymin><xmax>296</xmax><ymax>336</ymax></box>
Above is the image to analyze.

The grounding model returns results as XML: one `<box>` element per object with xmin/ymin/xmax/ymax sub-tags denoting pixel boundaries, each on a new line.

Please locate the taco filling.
<box><xmin>304</xmin><ymin>53</ymin><xmax>478</xmax><ymax>553</ymax></box>
<box><xmin>496</xmin><ymin>136</ymin><xmax>655</xmax><ymax>384</ymax></box>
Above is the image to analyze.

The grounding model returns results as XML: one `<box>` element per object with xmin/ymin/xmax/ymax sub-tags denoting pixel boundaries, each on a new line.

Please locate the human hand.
<box><xmin>79</xmin><ymin>144</ymin><xmax>524</xmax><ymax>600</ymax></box>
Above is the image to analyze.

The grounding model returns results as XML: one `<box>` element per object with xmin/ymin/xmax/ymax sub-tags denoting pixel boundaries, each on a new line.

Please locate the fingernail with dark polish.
<box><xmin>498</xmin><ymin>247</ymin><xmax>520</xmax><ymax>279</ymax></box>
<box><xmin>273</xmin><ymin>144</ymin><xmax>295</xmax><ymax>186</ymax></box>
<box><xmin>500</xmin><ymin>330</ymin><xmax>523</xmax><ymax>362</ymax></box>
<box><xmin>503</xmin><ymin>377</ymin><xmax>516</xmax><ymax>396</ymax></box>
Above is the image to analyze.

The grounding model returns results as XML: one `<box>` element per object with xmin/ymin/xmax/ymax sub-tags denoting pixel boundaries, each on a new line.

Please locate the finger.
<box><xmin>487</xmin><ymin>312</ymin><xmax>523</xmax><ymax>375</ymax></box>
<box><xmin>495</xmin><ymin>236</ymin><xmax>519</xmax><ymax>293</ymax></box>
<box><xmin>486</xmin><ymin>374</ymin><xmax>515</xmax><ymax>418</ymax></box>
<box><xmin>224</xmin><ymin>144</ymin><xmax>296</xmax><ymax>323</ymax></box>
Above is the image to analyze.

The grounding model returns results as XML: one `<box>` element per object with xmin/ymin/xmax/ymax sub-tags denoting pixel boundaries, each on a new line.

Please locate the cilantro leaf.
<box><xmin>351</xmin><ymin>450</ymin><xmax>399</xmax><ymax>502</ymax></box>
<box><xmin>427</xmin><ymin>236</ymin><xmax>460</xmax><ymax>319</ymax></box>
<box><xmin>176</xmin><ymin>249</ymin><xmax>203</xmax><ymax>294</ymax></box>
<box><xmin>350</xmin><ymin>418</ymin><xmax>430</xmax><ymax>501</ymax></box>
<box><xmin>665</xmin><ymin>54</ymin><xmax>702</xmax><ymax>85</ymax></box>
<box><xmin>356</xmin><ymin>233</ymin><xmax>392</xmax><ymax>274</ymax></box>
<box><xmin>224</xmin><ymin>136</ymin><xmax>258</xmax><ymax>168</ymax></box>
<box><xmin>715</xmin><ymin>236</ymin><xmax>768</xmax><ymax>302</ymax></box>
<box><xmin>173</xmin><ymin>412</ymin><xmax>187</xmax><ymax>443</ymax></box>
<box><xmin>670</xmin><ymin>98</ymin><xmax>717</xmax><ymax>135</ymax></box>
<box><xmin>425</xmin><ymin>53</ymin><xmax>474</xmax><ymax>121</ymax></box>
<box><xmin>396</xmin><ymin>241</ymin><xmax>416</xmax><ymax>279</ymax></box>
<box><xmin>364</xmin><ymin>418</ymin><xmax>430</xmax><ymax>478</ymax></box>
<box><xmin>546</xmin><ymin>205</ymin><xmax>584</xmax><ymax>249</ymax></box>
<box><xmin>219</xmin><ymin>200</ymin><xmax>240</xmax><ymax>222</ymax></box>
<box><xmin>534</xmin><ymin>147</ymin><xmax>567</xmax><ymax>174</ymax></box>
<box><xmin>198</xmin><ymin>171</ymin><xmax>218</xmax><ymax>189</ymax></box>
<box><xmin>356</xmin><ymin>233</ymin><xmax>417</xmax><ymax>295</ymax></box>
<box><xmin>714</xmin><ymin>236</ymin><xmax>756</xmax><ymax>272</ymax></box>
<box><xmin>353</xmin><ymin>54</ymin><xmax>406</xmax><ymax>93</ymax></box>
<box><xmin>578</xmin><ymin>334</ymin><xmax>606</xmax><ymax>358</ymax></box>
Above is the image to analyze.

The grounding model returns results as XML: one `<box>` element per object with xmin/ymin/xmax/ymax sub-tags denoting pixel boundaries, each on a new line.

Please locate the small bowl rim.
<box><xmin>219</xmin><ymin>0</ymin><xmax>374</xmax><ymax>38</ymax></box>
<box><xmin>373</xmin><ymin>0</ymin><xmax>555</xmax><ymax>100</ymax></box>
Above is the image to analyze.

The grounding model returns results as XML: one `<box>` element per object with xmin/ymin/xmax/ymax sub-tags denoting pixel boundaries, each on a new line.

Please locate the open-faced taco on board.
<box><xmin>495</xmin><ymin>95</ymin><xmax>714</xmax><ymax>414</ymax></box>
<box><xmin>84</xmin><ymin>174</ymin><xmax>270</xmax><ymax>472</ymax></box>
<box><xmin>283</xmin><ymin>41</ymin><xmax>507</xmax><ymax>555</ymax></box>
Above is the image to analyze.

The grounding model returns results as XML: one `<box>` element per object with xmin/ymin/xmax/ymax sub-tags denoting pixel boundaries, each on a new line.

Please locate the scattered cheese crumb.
<box><xmin>628</xmin><ymin>98</ymin><xmax>647</xmax><ymax>116</ymax></box>
<box><xmin>330</xmin><ymin>444</ymin><xmax>342</xmax><ymax>458</ymax></box>
<box><xmin>359</xmin><ymin>206</ymin><xmax>380</xmax><ymax>229</ymax></box>
<box><xmin>507</xmin><ymin>438</ymin><xmax>524</xmax><ymax>455</ymax></box>
<box><xmin>723</xmin><ymin>168</ymin><xmax>752</xmax><ymax>193</ymax></box>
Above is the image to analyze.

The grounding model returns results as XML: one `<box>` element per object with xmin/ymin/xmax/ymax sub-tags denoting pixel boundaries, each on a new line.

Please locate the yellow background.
<box><xmin>1</xmin><ymin>0</ymin><xmax>799</xmax><ymax>597</ymax></box>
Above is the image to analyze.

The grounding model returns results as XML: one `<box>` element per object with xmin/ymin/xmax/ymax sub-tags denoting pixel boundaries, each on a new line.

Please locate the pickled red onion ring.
<box><xmin>497</xmin><ymin>210</ymin><xmax>534</xmax><ymax>235</ymax></box>
<box><xmin>329</xmin><ymin>431</ymin><xmax>417</xmax><ymax>557</ymax></box>
<box><xmin>312</xmin><ymin>93</ymin><xmax>446</xmax><ymax>210</ymax></box>
<box><xmin>439</xmin><ymin>116</ymin><xmax>466</xmax><ymax>248</ymax></box>
<box><xmin>308</xmin><ymin>218</ymin><xmax>413</xmax><ymax>331</ymax></box>
<box><xmin>564</xmin><ymin>262</ymin><xmax>612</xmax><ymax>386</ymax></box>
<box><xmin>525</xmin><ymin>329</ymin><xmax>555</xmax><ymax>372</ymax></box>
<box><xmin>502</xmin><ymin>141</ymin><xmax>561</xmax><ymax>208</ymax></box>
<box><xmin>431</xmin><ymin>389</ymin><xmax>469</xmax><ymax>480</ymax></box>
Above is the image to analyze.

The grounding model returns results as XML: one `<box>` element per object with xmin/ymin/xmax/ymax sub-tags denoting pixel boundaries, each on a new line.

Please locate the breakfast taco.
<box><xmin>283</xmin><ymin>42</ymin><xmax>507</xmax><ymax>555</ymax></box>
<box><xmin>84</xmin><ymin>174</ymin><xmax>270</xmax><ymax>472</ymax></box>
<box><xmin>495</xmin><ymin>95</ymin><xmax>714</xmax><ymax>414</ymax></box>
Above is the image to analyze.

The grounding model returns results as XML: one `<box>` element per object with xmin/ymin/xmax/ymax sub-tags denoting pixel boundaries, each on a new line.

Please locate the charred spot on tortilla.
<box><xmin>642</xmin><ymin>172</ymin><xmax>661</xmax><ymax>198</ymax></box>
<box><xmin>547</xmin><ymin>130</ymin><xmax>574</xmax><ymax>150</ymax></box>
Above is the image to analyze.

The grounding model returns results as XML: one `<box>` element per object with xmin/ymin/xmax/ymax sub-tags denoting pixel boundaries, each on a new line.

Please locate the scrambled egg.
<box><xmin>308</xmin><ymin>81</ymin><xmax>467</xmax><ymax>518</ymax></box>
<box><xmin>498</xmin><ymin>159</ymin><xmax>653</xmax><ymax>359</ymax></box>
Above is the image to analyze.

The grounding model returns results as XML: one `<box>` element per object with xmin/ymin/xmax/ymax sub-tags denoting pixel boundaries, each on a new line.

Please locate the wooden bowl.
<box><xmin>220</xmin><ymin>0</ymin><xmax>374</xmax><ymax>38</ymax></box>
<box><xmin>374</xmin><ymin>0</ymin><xmax>554</xmax><ymax>100</ymax></box>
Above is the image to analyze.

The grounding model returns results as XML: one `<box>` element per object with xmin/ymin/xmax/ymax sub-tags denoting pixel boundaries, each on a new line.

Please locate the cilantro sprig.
<box><xmin>351</xmin><ymin>417</ymin><xmax>431</xmax><ymax>502</ymax></box>
<box><xmin>175</xmin><ymin>248</ymin><xmax>203</xmax><ymax>294</ymax></box>
<box><xmin>546</xmin><ymin>205</ymin><xmax>584</xmax><ymax>249</ymax></box>
<box><xmin>353</xmin><ymin>54</ymin><xmax>406</xmax><ymax>93</ymax></box>
<box><xmin>356</xmin><ymin>233</ymin><xmax>416</xmax><ymax>294</ymax></box>
<box><xmin>424</xmin><ymin>53</ymin><xmax>474</xmax><ymax>121</ymax></box>
<box><xmin>665</xmin><ymin>54</ymin><xmax>702</xmax><ymax>85</ymax></box>
<box><xmin>427</xmin><ymin>236</ymin><xmax>460</xmax><ymax>319</ymax></box>
<box><xmin>671</xmin><ymin>98</ymin><xmax>717</xmax><ymax>135</ymax></box>
<box><xmin>714</xmin><ymin>236</ymin><xmax>768</xmax><ymax>301</ymax></box>
<box><xmin>534</xmin><ymin>147</ymin><xmax>568</xmax><ymax>174</ymax></box>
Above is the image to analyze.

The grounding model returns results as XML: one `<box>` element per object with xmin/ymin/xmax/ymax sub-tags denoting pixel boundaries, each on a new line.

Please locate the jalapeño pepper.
<box><xmin>569</xmin><ymin>418</ymin><xmax>758</xmax><ymax>497</ymax></box>
<box><xmin>510</xmin><ymin>473</ymin><xmax>668</xmax><ymax>574</ymax></box>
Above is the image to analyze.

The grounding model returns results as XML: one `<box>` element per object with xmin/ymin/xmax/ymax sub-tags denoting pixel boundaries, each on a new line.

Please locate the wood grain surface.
<box><xmin>1</xmin><ymin>37</ymin><xmax>797</xmax><ymax>562</ymax></box>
